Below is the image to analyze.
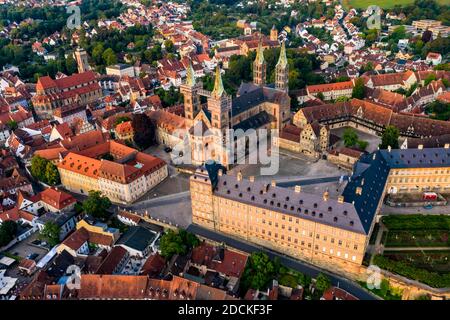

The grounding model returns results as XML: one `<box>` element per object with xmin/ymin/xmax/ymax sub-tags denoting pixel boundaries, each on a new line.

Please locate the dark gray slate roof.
<box><xmin>343</xmin><ymin>147</ymin><xmax>450</xmax><ymax>234</ymax></box>
<box><xmin>380</xmin><ymin>147</ymin><xmax>450</xmax><ymax>168</ymax></box>
<box><xmin>117</xmin><ymin>226</ymin><xmax>157</xmax><ymax>252</ymax></box>
<box><xmin>232</xmin><ymin>83</ymin><xmax>289</xmax><ymax>116</ymax></box>
<box><xmin>36</xmin><ymin>211</ymin><xmax>77</xmax><ymax>227</ymax></box>
<box><xmin>211</xmin><ymin>173</ymin><xmax>366</xmax><ymax>234</ymax></box>
<box><xmin>198</xmin><ymin>147</ymin><xmax>450</xmax><ymax>235</ymax></box>
<box><xmin>233</xmin><ymin>111</ymin><xmax>273</xmax><ymax>131</ymax></box>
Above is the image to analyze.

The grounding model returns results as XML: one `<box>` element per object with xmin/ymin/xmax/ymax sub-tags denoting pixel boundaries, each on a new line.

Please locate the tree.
<box><xmin>30</xmin><ymin>155</ymin><xmax>60</xmax><ymax>185</ymax></box>
<box><xmin>164</xmin><ymin>40</ymin><xmax>175</xmax><ymax>53</ymax></box>
<box><xmin>0</xmin><ymin>220</ymin><xmax>17</xmax><ymax>246</ymax></box>
<box><xmin>314</xmin><ymin>273</ymin><xmax>331</xmax><ymax>294</ymax></box>
<box><xmin>102</xmin><ymin>48</ymin><xmax>117</xmax><ymax>66</ymax></box>
<box><xmin>357</xmin><ymin>140</ymin><xmax>369</xmax><ymax>151</ymax></box>
<box><xmin>352</xmin><ymin>78</ymin><xmax>365</xmax><ymax>99</ymax></box>
<box><xmin>241</xmin><ymin>252</ymin><xmax>278</xmax><ymax>292</ymax></box>
<box><xmin>343</xmin><ymin>128</ymin><xmax>358</xmax><ymax>147</ymax></box>
<box><xmin>132</xmin><ymin>113</ymin><xmax>156</xmax><ymax>149</ymax></box>
<box><xmin>380</xmin><ymin>125</ymin><xmax>400</xmax><ymax>150</ymax></box>
<box><xmin>114</xmin><ymin>116</ymin><xmax>131</xmax><ymax>126</ymax></box>
<box><xmin>82</xmin><ymin>190</ymin><xmax>111</xmax><ymax>220</ymax></box>
<box><xmin>45</xmin><ymin>162</ymin><xmax>60</xmax><ymax>185</ymax></box>
<box><xmin>159</xmin><ymin>229</ymin><xmax>199</xmax><ymax>259</ymax></box>
<box><xmin>30</xmin><ymin>155</ymin><xmax>48</xmax><ymax>182</ymax></box>
<box><xmin>6</xmin><ymin>120</ymin><xmax>17</xmax><ymax>131</ymax></box>
<box><xmin>39</xmin><ymin>221</ymin><xmax>61</xmax><ymax>247</ymax></box>
<box><xmin>316</xmin><ymin>92</ymin><xmax>325</xmax><ymax>101</ymax></box>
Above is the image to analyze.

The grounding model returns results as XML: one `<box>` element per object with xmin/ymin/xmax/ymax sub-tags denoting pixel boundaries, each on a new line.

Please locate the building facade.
<box><xmin>58</xmin><ymin>141</ymin><xmax>168</xmax><ymax>204</ymax></box>
<box><xmin>191</xmin><ymin>148</ymin><xmax>450</xmax><ymax>274</ymax></box>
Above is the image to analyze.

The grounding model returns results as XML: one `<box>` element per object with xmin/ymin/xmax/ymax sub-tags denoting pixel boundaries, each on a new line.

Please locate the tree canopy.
<box><xmin>0</xmin><ymin>220</ymin><xmax>17</xmax><ymax>247</ymax></box>
<box><xmin>352</xmin><ymin>78</ymin><xmax>365</xmax><ymax>99</ymax></box>
<box><xmin>380</xmin><ymin>125</ymin><xmax>400</xmax><ymax>150</ymax></box>
<box><xmin>30</xmin><ymin>155</ymin><xmax>60</xmax><ymax>186</ymax></box>
<box><xmin>241</xmin><ymin>252</ymin><xmax>280</xmax><ymax>293</ymax></box>
<box><xmin>159</xmin><ymin>229</ymin><xmax>200</xmax><ymax>259</ymax></box>
<box><xmin>82</xmin><ymin>190</ymin><xmax>112</xmax><ymax>220</ymax></box>
<box><xmin>39</xmin><ymin>221</ymin><xmax>61</xmax><ymax>247</ymax></box>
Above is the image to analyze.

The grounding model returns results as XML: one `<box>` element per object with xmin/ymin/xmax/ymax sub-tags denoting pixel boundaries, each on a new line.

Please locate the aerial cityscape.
<box><xmin>0</xmin><ymin>0</ymin><xmax>449</xmax><ymax>305</ymax></box>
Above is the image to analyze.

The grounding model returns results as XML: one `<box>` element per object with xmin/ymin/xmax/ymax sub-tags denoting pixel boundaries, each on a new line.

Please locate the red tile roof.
<box><xmin>39</xmin><ymin>187</ymin><xmax>76</xmax><ymax>210</ymax></box>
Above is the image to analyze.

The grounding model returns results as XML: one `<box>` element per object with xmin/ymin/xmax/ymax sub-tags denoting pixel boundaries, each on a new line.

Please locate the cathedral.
<box><xmin>177</xmin><ymin>39</ymin><xmax>291</xmax><ymax>167</ymax></box>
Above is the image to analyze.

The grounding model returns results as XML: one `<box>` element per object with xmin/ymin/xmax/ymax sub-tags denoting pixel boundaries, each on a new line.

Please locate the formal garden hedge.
<box><xmin>382</xmin><ymin>215</ymin><xmax>450</xmax><ymax>230</ymax></box>
<box><xmin>373</xmin><ymin>255</ymin><xmax>450</xmax><ymax>288</ymax></box>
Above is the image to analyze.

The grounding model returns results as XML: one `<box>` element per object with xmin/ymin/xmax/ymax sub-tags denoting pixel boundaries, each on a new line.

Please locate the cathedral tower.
<box><xmin>270</xmin><ymin>25</ymin><xmax>278</xmax><ymax>42</ymax></box>
<box><xmin>207</xmin><ymin>66</ymin><xmax>231</xmax><ymax>136</ymax></box>
<box><xmin>253</xmin><ymin>36</ymin><xmax>267</xmax><ymax>86</ymax></box>
<box><xmin>180</xmin><ymin>60</ymin><xmax>202</xmax><ymax>124</ymax></box>
<box><xmin>275</xmin><ymin>40</ymin><xmax>289</xmax><ymax>93</ymax></box>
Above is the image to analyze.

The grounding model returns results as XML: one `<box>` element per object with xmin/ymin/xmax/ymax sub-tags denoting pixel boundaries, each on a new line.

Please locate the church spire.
<box><xmin>275</xmin><ymin>40</ymin><xmax>288</xmax><ymax>93</ymax></box>
<box><xmin>211</xmin><ymin>65</ymin><xmax>224</xmax><ymax>98</ymax></box>
<box><xmin>276</xmin><ymin>40</ymin><xmax>287</xmax><ymax>68</ymax></box>
<box><xmin>253</xmin><ymin>35</ymin><xmax>267</xmax><ymax>86</ymax></box>
<box><xmin>186</xmin><ymin>59</ymin><xmax>195</xmax><ymax>86</ymax></box>
<box><xmin>255</xmin><ymin>35</ymin><xmax>265</xmax><ymax>64</ymax></box>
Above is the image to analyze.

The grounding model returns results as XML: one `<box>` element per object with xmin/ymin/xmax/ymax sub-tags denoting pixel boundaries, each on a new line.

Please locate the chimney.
<box><xmin>295</xmin><ymin>185</ymin><xmax>301</xmax><ymax>193</ymax></box>
<box><xmin>249</xmin><ymin>176</ymin><xmax>255</xmax><ymax>182</ymax></box>
<box><xmin>356</xmin><ymin>187</ymin><xmax>362</xmax><ymax>195</ymax></box>
<box><xmin>445</xmin><ymin>143</ymin><xmax>450</xmax><ymax>149</ymax></box>
<box><xmin>387</xmin><ymin>145</ymin><xmax>392</xmax><ymax>152</ymax></box>
<box><xmin>237</xmin><ymin>171</ymin><xmax>242</xmax><ymax>181</ymax></box>
<box><xmin>323</xmin><ymin>190</ymin><xmax>329</xmax><ymax>201</ymax></box>
<box><xmin>271</xmin><ymin>180</ymin><xmax>276</xmax><ymax>187</ymax></box>
<box><xmin>218</xmin><ymin>169</ymin><xmax>223</xmax><ymax>176</ymax></box>
<box><xmin>418</xmin><ymin>144</ymin><xmax>423</xmax><ymax>150</ymax></box>
<box><xmin>338</xmin><ymin>195</ymin><xmax>344</xmax><ymax>203</ymax></box>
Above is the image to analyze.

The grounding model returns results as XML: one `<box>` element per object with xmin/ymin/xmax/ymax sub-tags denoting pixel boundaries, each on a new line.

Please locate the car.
<box><xmin>423</xmin><ymin>204</ymin><xmax>433</xmax><ymax>210</ymax></box>
<box><xmin>27</xmin><ymin>253</ymin><xmax>39</xmax><ymax>260</ymax></box>
<box><xmin>164</xmin><ymin>146</ymin><xmax>172</xmax><ymax>153</ymax></box>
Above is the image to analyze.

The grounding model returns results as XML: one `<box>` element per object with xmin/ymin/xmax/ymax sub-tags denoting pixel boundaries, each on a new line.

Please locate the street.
<box><xmin>187</xmin><ymin>224</ymin><xmax>380</xmax><ymax>301</ymax></box>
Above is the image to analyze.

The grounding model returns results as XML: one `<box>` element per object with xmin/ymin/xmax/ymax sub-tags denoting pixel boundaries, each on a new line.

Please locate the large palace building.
<box><xmin>58</xmin><ymin>140</ymin><xmax>168</xmax><ymax>204</ymax></box>
<box><xmin>190</xmin><ymin>147</ymin><xmax>450</xmax><ymax>274</ymax></box>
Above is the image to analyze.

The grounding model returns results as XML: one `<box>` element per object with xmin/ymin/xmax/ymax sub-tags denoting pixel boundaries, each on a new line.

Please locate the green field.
<box><xmin>343</xmin><ymin>0</ymin><xmax>449</xmax><ymax>9</ymax></box>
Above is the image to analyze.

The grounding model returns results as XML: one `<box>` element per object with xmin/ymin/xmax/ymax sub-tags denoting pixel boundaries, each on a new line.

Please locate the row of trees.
<box><xmin>240</xmin><ymin>252</ymin><xmax>331</xmax><ymax>298</ymax></box>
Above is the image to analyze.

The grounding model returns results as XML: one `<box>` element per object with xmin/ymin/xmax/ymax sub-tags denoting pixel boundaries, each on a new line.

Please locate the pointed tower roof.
<box><xmin>211</xmin><ymin>65</ymin><xmax>224</xmax><ymax>98</ymax></box>
<box><xmin>186</xmin><ymin>59</ymin><xmax>196</xmax><ymax>86</ymax></box>
<box><xmin>276</xmin><ymin>40</ymin><xmax>287</xmax><ymax>68</ymax></box>
<box><xmin>255</xmin><ymin>35</ymin><xmax>265</xmax><ymax>65</ymax></box>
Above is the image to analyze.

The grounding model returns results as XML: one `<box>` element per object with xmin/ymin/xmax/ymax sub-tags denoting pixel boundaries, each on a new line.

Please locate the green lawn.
<box><xmin>344</xmin><ymin>0</ymin><xmax>449</xmax><ymax>9</ymax></box>
<box><xmin>343</xmin><ymin>0</ymin><xmax>415</xmax><ymax>9</ymax></box>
